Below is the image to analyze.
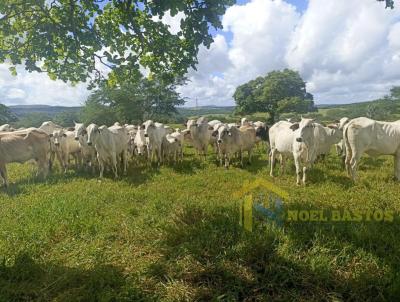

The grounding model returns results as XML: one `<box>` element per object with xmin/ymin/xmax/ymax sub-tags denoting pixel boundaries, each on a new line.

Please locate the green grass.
<box><xmin>0</xmin><ymin>146</ymin><xmax>399</xmax><ymax>301</ymax></box>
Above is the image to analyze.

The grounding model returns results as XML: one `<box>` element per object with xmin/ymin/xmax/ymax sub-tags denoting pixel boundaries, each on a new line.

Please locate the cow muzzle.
<box><xmin>296</xmin><ymin>137</ymin><xmax>302</xmax><ymax>142</ymax></box>
<box><xmin>217</xmin><ymin>139</ymin><xmax>222</xmax><ymax>144</ymax></box>
<box><xmin>74</xmin><ymin>137</ymin><xmax>79</xmax><ymax>141</ymax></box>
<box><xmin>144</xmin><ymin>133</ymin><xmax>148</xmax><ymax>137</ymax></box>
<box><xmin>87</xmin><ymin>142</ymin><xmax>92</xmax><ymax>146</ymax></box>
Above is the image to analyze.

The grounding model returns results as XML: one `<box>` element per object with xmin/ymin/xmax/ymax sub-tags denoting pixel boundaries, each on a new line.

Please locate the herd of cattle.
<box><xmin>0</xmin><ymin>115</ymin><xmax>398</xmax><ymax>187</ymax></box>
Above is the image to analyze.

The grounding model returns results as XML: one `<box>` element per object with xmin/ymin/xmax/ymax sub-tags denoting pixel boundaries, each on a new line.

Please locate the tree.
<box><xmin>0</xmin><ymin>0</ymin><xmax>234</xmax><ymax>87</ymax></box>
<box><xmin>81</xmin><ymin>75</ymin><xmax>185</xmax><ymax>125</ymax></box>
<box><xmin>234</xmin><ymin>69</ymin><xmax>315</xmax><ymax>123</ymax></box>
<box><xmin>14</xmin><ymin>113</ymin><xmax>51</xmax><ymax>128</ymax></box>
<box><xmin>0</xmin><ymin>104</ymin><xmax>17</xmax><ymax>125</ymax></box>
<box><xmin>377</xmin><ymin>0</ymin><xmax>394</xmax><ymax>9</ymax></box>
<box><xmin>389</xmin><ymin>86</ymin><xmax>400</xmax><ymax>100</ymax></box>
<box><xmin>53</xmin><ymin>111</ymin><xmax>80</xmax><ymax>127</ymax></box>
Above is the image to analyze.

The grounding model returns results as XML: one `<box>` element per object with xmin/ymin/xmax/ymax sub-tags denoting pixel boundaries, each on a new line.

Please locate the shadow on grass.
<box><xmin>149</xmin><ymin>202</ymin><xmax>399</xmax><ymax>301</ymax></box>
<box><xmin>0</xmin><ymin>253</ymin><xmax>153</xmax><ymax>301</ymax></box>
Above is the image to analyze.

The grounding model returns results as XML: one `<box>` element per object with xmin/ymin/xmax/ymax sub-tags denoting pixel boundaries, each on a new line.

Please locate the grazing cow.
<box><xmin>142</xmin><ymin>120</ymin><xmax>167</xmax><ymax>165</ymax></box>
<box><xmin>269</xmin><ymin>121</ymin><xmax>294</xmax><ymax>177</ymax></box>
<box><xmin>216</xmin><ymin>124</ymin><xmax>256</xmax><ymax>168</ymax></box>
<box><xmin>187</xmin><ymin>117</ymin><xmax>212</xmax><ymax>158</ymax></box>
<box><xmin>344</xmin><ymin>117</ymin><xmax>400</xmax><ymax>181</ymax></box>
<box><xmin>162</xmin><ymin>134</ymin><xmax>182</xmax><ymax>164</ymax></box>
<box><xmin>51</xmin><ymin>129</ymin><xmax>82</xmax><ymax>173</ymax></box>
<box><xmin>0</xmin><ymin>130</ymin><xmax>50</xmax><ymax>187</ymax></box>
<box><xmin>291</xmin><ymin>118</ymin><xmax>343</xmax><ymax>185</ymax></box>
<box><xmin>87</xmin><ymin>124</ymin><xmax>128</xmax><ymax>178</ymax></box>
<box><xmin>74</xmin><ymin>122</ymin><xmax>97</xmax><ymax>172</ymax></box>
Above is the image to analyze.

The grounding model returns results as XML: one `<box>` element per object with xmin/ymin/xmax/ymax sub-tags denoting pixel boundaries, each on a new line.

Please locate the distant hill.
<box><xmin>9</xmin><ymin>105</ymin><xmax>82</xmax><ymax>117</ymax></box>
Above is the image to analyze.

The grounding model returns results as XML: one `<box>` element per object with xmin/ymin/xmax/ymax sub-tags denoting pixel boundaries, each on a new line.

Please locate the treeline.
<box><xmin>2</xmin><ymin>70</ymin><xmax>400</xmax><ymax>128</ymax></box>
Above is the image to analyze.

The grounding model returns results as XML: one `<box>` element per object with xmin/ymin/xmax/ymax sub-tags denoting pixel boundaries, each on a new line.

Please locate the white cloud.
<box><xmin>2</xmin><ymin>0</ymin><xmax>400</xmax><ymax>107</ymax></box>
<box><xmin>180</xmin><ymin>0</ymin><xmax>400</xmax><ymax>106</ymax></box>
<box><xmin>0</xmin><ymin>65</ymin><xmax>89</xmax><ymax>106</ymax></box>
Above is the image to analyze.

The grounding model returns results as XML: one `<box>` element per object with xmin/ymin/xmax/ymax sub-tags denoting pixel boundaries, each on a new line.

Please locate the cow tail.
<box><xmin>343</xmin><ymin>123</ymin><xmax>351</xmax><ymax>166</ymax></box>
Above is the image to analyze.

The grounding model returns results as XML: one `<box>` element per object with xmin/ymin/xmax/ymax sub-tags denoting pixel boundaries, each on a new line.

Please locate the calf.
<box><xmin>162</xmin><ymin>134</ymin><xmax>182</xmax><ymax>164</ymax></box>
<box><xmin>51</xmin><ymin>129</ymin><xmax>82</xmax><ymax>173</ymax></box>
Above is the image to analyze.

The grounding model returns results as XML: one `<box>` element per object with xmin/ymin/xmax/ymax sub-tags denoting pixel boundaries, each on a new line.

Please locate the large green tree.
<box><xmin>234</xmin><ymin>69</ymin><xmax>315</xmax><ymax>123</ymax></box>
<box><xmin>0</xmin><ymin>0</ymin><xmax>234</xmax><ymax>87</ymax></box>
<box><xmin>81</xmin><ymin>75</ymin><xmax>184</xmax><ymax>125</ymax></box>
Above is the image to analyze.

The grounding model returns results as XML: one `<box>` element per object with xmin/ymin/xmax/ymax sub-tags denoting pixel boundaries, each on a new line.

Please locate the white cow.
<box><xmin>187</xmin><ymin>117</ymin><xmax>212</xmax><ymax>158</ymax></box>
<box><xmin>86</xmin><ymin>124</ymin><xmax>128</xmax><ymax>178</ymax></box>
<box><xmin>142</xmin><ymin>120</ymin><xmax>167</xmax><ymax>165</ymax></box>
<box><xmin>216</xmin><ymin>124</ymin><xmax>256</xmax><ymax>168</ymax></box>
<box><xmin>269</xmin><ymin>121</ymin><xmax>294</xmax><ymax>177</ymax></box>
<box><xmin>162</xmin><ymin>134</ymin><xmax>182</xmax><ymax>164</ymax></box>
<box><xmin>51</xmin><ymin>129</ymin><xmax>82</xmax><ymax>173</ymax></box>
<box><xmin>291</xmin><ymin>118</ymin><xmax>343</xmax><ymax>185</ymax></box>
<box><xmin>0</xmin><ymin>130</ymin><xmax>50</xmax><ymax>187</ymax></box>
<box><xmin>0</xmin><ymin>124</ymin><xmax>13</xmax><ymax>132</ymax></box>
<box><xmin>170</xmin><ymin>129</ymin><xmax>184</xmax><ymax>161</ymax></box>
<box><xmin>335</xmin><ymin>117</ymin><xmax>351</xmax><ymax>166</ymax></box>
<box><xmin>39</xmin><ymin>121</ymin><xmax>64</xmax><ymax>170</ymax></box>
<box><xmin>134</xmin><ymin>128</ymin><xmax>148</xmax><ymax>157</ymax></box>
<box><xmin>344</xmin><ymin>117</ymin><xmax>400</xmax><ymax>181</ymax></box>
<box><xmin>74</xmin><ymin>122</ymin><xmax>97</xmax><ymax>172</ymax></box>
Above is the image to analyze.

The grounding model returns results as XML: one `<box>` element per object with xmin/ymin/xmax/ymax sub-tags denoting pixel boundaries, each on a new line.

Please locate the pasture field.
<box><xmin>0</xmin><ymin>145</ymin><xmax>399</xmax><ymax>301</ymax></box>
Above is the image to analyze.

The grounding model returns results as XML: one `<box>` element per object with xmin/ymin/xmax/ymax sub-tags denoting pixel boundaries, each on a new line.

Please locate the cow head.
<box><xmin>255</xmin><ymin>125</ymin><xmax>269</xmax><ymax>142</ymax></box>
<box><xmin>52</xmin><ymin>129</ymin><xmax>67</xmax><ymax>147</ymax></box>
<box><xmin>74</xmin><ymin>122</ymin><xmax>87</xmax><ymax>141</ymax></box>
<box><xmin>86</xmin><ymin>124</ymin><xmax>100</xmax><ymax>146</ymax></box>
<box><xmin>142</xmin><ymin>120</ymin><xmax>155</xmax><ymax>138</ymax></box>
<box><xmin>134</xmin><ymin>128</ymin><xmax>147</xmax><ymax>156</ymax></box>
<box><xmin>291</xmin><ymin>118</ymin><xmax>315</xmax><ymax>144</ymax></box>
<box><xmin>216</xmin><ymin>124</ymin><xmax>232</xmax><ymax>144</ymax></box>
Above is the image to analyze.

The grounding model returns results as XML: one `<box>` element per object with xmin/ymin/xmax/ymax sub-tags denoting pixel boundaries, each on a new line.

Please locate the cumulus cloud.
<box><xmin>0</xmin><ymin>65</ymin><xmax>89</xmax><ymax>106</ymax></box>
<box><xmin>181</xmin><ymin>0</ymin><xmax>400</xmax><ymax>106</ymax></box>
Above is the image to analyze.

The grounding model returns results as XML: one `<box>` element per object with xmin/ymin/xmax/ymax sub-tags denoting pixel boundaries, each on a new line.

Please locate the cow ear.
<box><xmin>327</xmin><ymin>124</ymin><xmax>338</xmax><ymax>129</ymax></box>
<box><xmin>208</xmin><ymin>126</ymin><xmax>213</xmax><ymax>131</ymax></box>
<box><xmin>212</xmin><ymin>131</ymin><xmax>218</xmax><ymax>137</ymax></box>
<box><xmin>82</xmin><ymin>129</ymin><xmax>87</xmax><ymax>135</ymax></box>
<box><xmin>289</xmin><ymin>123</ymin><xmax>299</xmax><ymax>131</ymax></box>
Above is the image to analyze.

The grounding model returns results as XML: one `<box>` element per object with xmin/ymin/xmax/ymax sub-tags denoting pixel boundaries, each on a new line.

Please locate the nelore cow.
<box><xmin>0</xmin><ymin>129</ymin><xmax>50</xmax><ymax>187</ymax></box>
<box><xmin>344</xmin><ymin>117</ymin><xmax>400</xmax><ymax>181</ymax></box>
<box><xmin>269</xmin><ymin>121</ymin><xmax>294</xmax><ymax>177</ymax></box>
<box><xmin>142</xmin><ymin>120</ymin><xmax>167</xmax><ymax>165</ymax></box>
<box><xmin>51</xmin><ymin>129</ymin><xmax>82</xmax><ymax>173</ymax></box>
<box><xmin>215</xmin><ymin>124</ymin><xmax>256</xmax><ymax>168</ymax></box>
<box><xmin>74</xmin><ymin>122</ymin><xmax>97</xmax><ymax>173</ymax></box>
<box><xmin>87</xmin><ymin>124</ymin><xmax>128</xmax><ymax>178</ymax></box>
<box><xmin>291</xmin><ymin>118</ymin><xmax>343</xmax><ymax>185</ymax></box>
<box><xmin>186</xmin><ymin>117</ymin><xmax>213</xmax><ymax>158</ymax></box>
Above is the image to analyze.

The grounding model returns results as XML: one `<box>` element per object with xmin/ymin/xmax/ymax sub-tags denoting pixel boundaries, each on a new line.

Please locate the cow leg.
<box><xmin>270</xmin><ymin>149</ymin><xmax>276</xmax><ymax>177</ymax></box>
<box><xmin>98</xmin><ymin>156</ymin><xmax>104</xmax><ymax>178</ymax></box>
<box><xmin>248</xmin><ymin>150</ymin><xmax>252</xmax><ymax>165</ymax></box>
<box><xmin>350</xmin><ymin>151</ymin><xmax>361</xmax><ymax>181</ymax></box>
<box><xmin>395</xmin><ymin>153</ymin><xmax>400</xmax><ymax>181</ymax></box>
<box><xmin>0</xmin><ymin>163</ymin><xmax>8</xmax><ymax>188</ymax></box>
<box><xmin>280</xmin><ymin>154</ymin><xmax>286</xmax><ymax>175</ymax></box>
<box><xmin>294</xmin><ymin>154</ymin><xmax>301</xmax><ymax>186</ymax></box>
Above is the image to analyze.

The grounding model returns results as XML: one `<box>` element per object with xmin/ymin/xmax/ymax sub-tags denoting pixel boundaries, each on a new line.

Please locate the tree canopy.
<box><xmin>0</xmin><ymin>0</ymin><xmax>234</xmax><ymax>87</ymax></box>
<box><xmin>233</xmin><ymin>69</ymin><xmax>315</xmax><ymax>123</ymax></box>
<box><xmin>81</xmin><ymin>75</ymin><xmax>184</xmax><ymax>125</ymax></box>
